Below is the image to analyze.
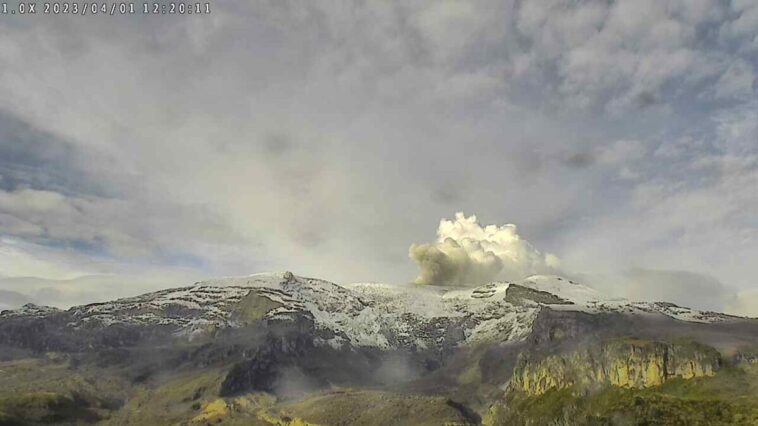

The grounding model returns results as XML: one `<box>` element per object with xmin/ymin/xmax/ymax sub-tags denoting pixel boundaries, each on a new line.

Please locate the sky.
<box><xmin>0</xmin><ymin>1</ymin><xmax>756</xmax><ymax>315</ymax></box>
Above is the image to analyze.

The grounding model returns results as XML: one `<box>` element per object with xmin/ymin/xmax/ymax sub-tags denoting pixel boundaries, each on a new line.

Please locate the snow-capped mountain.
<box><xmin>1</xmin><ymin>272</ymin><xmax>740</xmax><ymax>351</ymax></box>
<box><xmin>2</xmin><ymin>272</ymin><xmax>757</xmax><ymax>426</ymax></box>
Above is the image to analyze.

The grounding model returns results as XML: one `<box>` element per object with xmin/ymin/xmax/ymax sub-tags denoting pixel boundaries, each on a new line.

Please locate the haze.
<box><xmin>0</xmin><ymin>1</ymin><xmax>756</xmax><ymax>316</ymax></box>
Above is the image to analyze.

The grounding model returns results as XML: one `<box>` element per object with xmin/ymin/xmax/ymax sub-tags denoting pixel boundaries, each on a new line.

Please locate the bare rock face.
<box><xmin>509</xmin><ymin>338</ymin><xmax>721</xmax><ymax>396</ymax></box>
<box><xmin>505</xmin><ymin>284</ymin><xmax>573</xmax><ymax>306</ymax></box>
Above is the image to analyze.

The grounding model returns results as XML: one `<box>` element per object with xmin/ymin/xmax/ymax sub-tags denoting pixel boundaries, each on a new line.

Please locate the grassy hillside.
<box><xmin>279</xmin><ymin>390</ymin><xmax>479</xmax><ymax>426</ymax></box>
<box><xmin>486</xmin><ymin>363</ymin><xmax>758</xmax><ymax>426</ymax></box>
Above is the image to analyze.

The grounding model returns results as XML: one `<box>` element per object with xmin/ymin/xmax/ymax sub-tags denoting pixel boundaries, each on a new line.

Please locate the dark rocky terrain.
<box><xmin>1</xmin><ymin>272</ymin><xmax>757</xmax><ymax>425</ymax></box>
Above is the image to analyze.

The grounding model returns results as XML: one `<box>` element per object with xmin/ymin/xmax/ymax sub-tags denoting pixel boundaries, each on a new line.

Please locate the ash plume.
<box><xmin>409</xmin><ymin>213</ymin><xmax>560</xmax><ymax>286</ymax></box>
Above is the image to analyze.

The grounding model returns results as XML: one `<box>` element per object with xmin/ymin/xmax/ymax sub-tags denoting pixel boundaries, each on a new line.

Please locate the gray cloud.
<box><xmin>580</xmin><ymin>268</ymin><xmax>758</xmax><ymax>318</ymax></box>
<box><xmin>621</xmin><ymin>268</ymin><xmax>735</xmax><ymax>313</ymax></box>
<box><xmin>0</xmin><ymin>289</ymin><xmax>32</xmax><ymax>311</ymax></box>
<box><xmin>0</xmin><ymin>1</ymin><xmax>754</xmax><ymax>308</ymax></box>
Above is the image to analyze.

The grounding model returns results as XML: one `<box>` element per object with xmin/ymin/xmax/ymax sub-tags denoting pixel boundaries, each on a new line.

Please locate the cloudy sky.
<box><xmin>0</xmin><ymin>1</ymin><xmax>756</xmax><ymax>314</ymax></box>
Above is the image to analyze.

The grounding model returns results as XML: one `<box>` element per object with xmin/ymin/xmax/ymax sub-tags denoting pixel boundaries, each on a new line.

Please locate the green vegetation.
<box><xmin>0</xmin><ymin>357</ymin><xmax>128</xmax><ymax>425</ymax></box>
<box><xmin>487</xmin><ymin>363</ymin><xmax>758</xmax><ymax>426</ymax></box>
<box><xmin>280</xmin><ymin>390</ymin><xmax>478</xmax><ymax>426</ymax></box>
<box><xmin>2</xmin><ymin>344</ymin><xmax>757</xmax><ymax>425</ymax></box>
<box><xmin>0</xmin><ymin>391</ymin><xmax>102</xmax><ymax>425</ymax></box>
<box><xmin>101</xmin><ymin>368</ymin><xmax>226</xmax><ymax>425</ymax></box>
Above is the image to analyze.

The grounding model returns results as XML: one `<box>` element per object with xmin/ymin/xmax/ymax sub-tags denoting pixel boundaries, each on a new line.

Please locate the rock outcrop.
<box><xmin>509</xmin><ymin>338</ymin><xmax>721</xmax><ymax>396</ymax></box>
<box><xmin>504</xmin><ymin>284</ymin><xmax>573</xmax><ymax>306</ymax></box>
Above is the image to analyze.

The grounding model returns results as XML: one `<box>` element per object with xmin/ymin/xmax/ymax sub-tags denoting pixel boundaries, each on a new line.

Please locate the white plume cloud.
<box><xmin>409</xmin><ymin>213</ymin><xmax>560</xmax><ymax>286</ymax></box>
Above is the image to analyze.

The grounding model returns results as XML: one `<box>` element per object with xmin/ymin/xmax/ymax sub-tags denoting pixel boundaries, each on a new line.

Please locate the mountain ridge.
<box><xmin>2</xmin><ymin>272</ymin><xmax>745</xmax><ymax>346</ymax></box>
<box><xmin>2</xmin><ymin>272</ymin><xmax>757</xmax><ymax>425</ymax></box>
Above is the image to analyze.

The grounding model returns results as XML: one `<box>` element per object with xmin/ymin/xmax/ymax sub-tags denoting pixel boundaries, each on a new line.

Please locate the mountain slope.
<box><xmin>1</xmin><ymin>272</ymin><xmax>739</xmax><ymax>352</ymax></box>
<box><xmin>1</xmin><ymin>272</ymin><xmax>757</xmax><ymax>425</ymax></box>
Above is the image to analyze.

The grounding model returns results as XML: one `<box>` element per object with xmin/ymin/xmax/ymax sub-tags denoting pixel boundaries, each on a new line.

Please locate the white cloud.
<box><xmin>0</xmin><ymin>237</ymin><xmax>204</xmax><ymax>308</ymax></box>
<box><xmin>410</xmin><ymin>213</ymin><xmax>560</xmax><ymax>285</ymax></box>
<box><xmin>727</xmin><ymin>289</ymin><xmax>758</xmax><ymax>318</ymax></box>
<box><xmin>0</xmin><ymin>0</ymin><xmax>755</xmax><ymax>305</ymax></box>
<box><xmin>0</xmin><ymin>237</ymin><xmax>92</xmax><ymax>280</ymax></box>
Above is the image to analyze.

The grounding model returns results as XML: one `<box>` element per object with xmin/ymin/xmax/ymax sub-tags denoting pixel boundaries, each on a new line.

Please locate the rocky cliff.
<box><xmin>509</xmin><ymin>338</ymin><xmax>721</xmax><ymax>396</ymax></box>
